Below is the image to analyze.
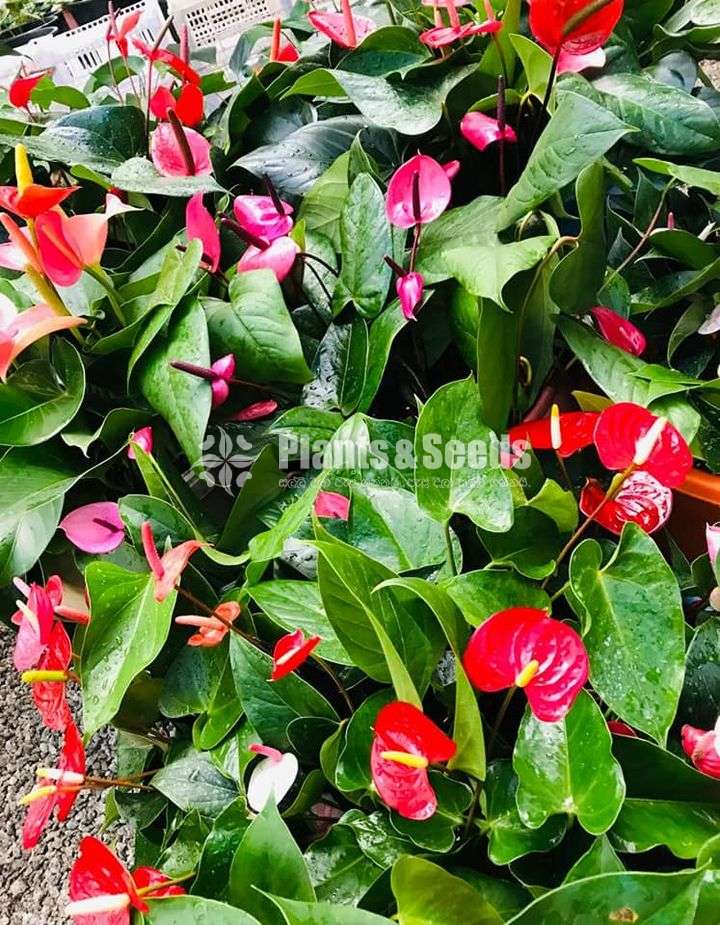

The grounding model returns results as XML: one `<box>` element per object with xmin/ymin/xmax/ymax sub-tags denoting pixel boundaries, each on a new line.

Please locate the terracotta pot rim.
<box><xmin>677</xmin><ymin>466</ymin><xmax>720</xmax><ymax>505</ymax></box>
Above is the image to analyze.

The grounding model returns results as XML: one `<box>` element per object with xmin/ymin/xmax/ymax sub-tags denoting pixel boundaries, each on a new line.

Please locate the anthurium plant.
<box><xmin>7</xmin><ymin>0</ymin><xmax>720</xmax><ymax>920</ymax></box>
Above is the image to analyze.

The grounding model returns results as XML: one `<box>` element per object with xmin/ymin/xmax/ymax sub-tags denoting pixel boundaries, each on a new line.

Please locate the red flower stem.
<box><xmin>221</xmin><ymin>217</ymin><xmax>269</xmax><ymax>251</ymax></box>
<box><xmin>167</xmin><ymin>110</ymin><xmax>196</xmax><ymax>176</ymax></box>
<box><xmin>497</xmin><ymin>74</ymin><xmax>506</xmax><ymax>197</ymax></box>
<box><xmin>554</xmin><ymin>451</ymin><xmax>573</xmax><ymax>493</ymax></box>
<box><xmin>602</xmin><ymin>185</ymin><xmax>670</xmax><ymax>291</ymax></box>
<box><xmin>384</xmin><ymin>255</ymin><xmax>405</xmax><ymax>277</ymax></box>
<box><xmin>298</xmin><ymin>252</ymin><xmax>339</xmax><ymax>276</ymax></box>
<box><xmin>409</xmin><ymin>223</ymin><xmax>422</xmax><ymax>273</ymax></box>
<box><xmin>489</xmin><ymin>685</ymin><xmax>516</xmax><ymax>753</ymax></box>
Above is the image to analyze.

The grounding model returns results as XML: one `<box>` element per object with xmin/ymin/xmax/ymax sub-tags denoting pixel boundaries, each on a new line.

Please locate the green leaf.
<box><xmin>416</xmin><ymin>197</ymin><xmax>502</xmax><ymax>282</ymax></box>
<box><xmin>390</xmin><ymin>774</ymin><xmax>473</xmax><ymax>852</ymax></box>
<box><xmin>635</xmin><ymin>156</ymin><xmax>720</xmax><ymax>195</ymax></box>
<box><xmin>509</xmin><ymin>33</ymin><xmax>552</xmax><ymax>101</ymax></box>
<box><xmin>207</xmin><ymin>270</ymin><xmax>312</xmax><ymax>384</ymax></box>
<box><xmin>443</xmin><ymin>568</ymin><xmax>550</xmax><ymax>625</ymax></box>
<box><xmin>304</xmin><ymin>319</ymin><xmax>369</xmax><ymax>412</ymax></box>
<box><xmin>392</xmin><ymin>856</ymin><xmax>503</xmax><ymax>925</ymax></box>
<box><xmin>229</xmin><ymin>799</ymin><xmax>315</xmax><ymax>925</ymax></box>
<box><xmin>513</xmin><ymin>691</ymin><xmax>626</xmax><ymax>835</ymax></box>
<box><xmin>138</xmin><ymin>297</ymin><xmax>211</xmax><ymax>469</ymax></box>
<box><xmin>304</xmin><ymin>822</ymin><xmax>385</xmax><ymax>906</ymax></box>
<box><xmin>82</xmin><ymin>562</ymin><xmax>176</xmax><ymax>736</ymax></box>
<box><xmin>152</xmin><ymin>746</ymin><xmax>239</xmax><ymax>816</ymax></box>
<box><xmin>264</xmin><ymin>895</ymin><xmax>393</xmax><ymax>924</ymax></box>
<box><xmin>0</xmin><ymin>339</ymin><xmax>85</xmax><ymax>446</ymax></box>
<box><xmin>414</xmin><ymin>377</ymin><xmax>513</xmax><ymax>532</ymax></box>
<box><xmin>298</xmin><ymin>152</ymin><xmax>350</xmax><ymax>250</ymax></box>
<box><xmin>564</xmin><ymin>836</ymin><xmax>624</xmax><ymax>883</ymax></box>
<box><xmin>568</xmin><ymin>524</ymin><xmax>685</xmax><ymax>743</ymax></box>
<box><xmin>612</xmin><ymin>798</ymin><xmax>720</xmax><ymax>860</ymax></box>
<box><xmin>475</xmin><ymin>297</ymin><xmax>517</xmax><ymax>433</ymax></box>
<box><xmin>145</xmin><ymin>896</ymin><xmax>260</xmax><ymax>924</ymax></box>
<box><xmin>62</xmin><ymin>407</ymin><xmax>149</xmax><ymax>456</ymax></box>
<box><xmin>336</xmin><ymin>689</ymin><xmax>394</xmax><ymax>792</ymax></box>
<box><xmin>358</xmin><ymin>303</ymin><xmax>411</xmax><ymax>412</ymax></box>
<box><xmin>680</xmin><ymin>616</ymin><xmax>720</xmax><ymax>728</ymax></box>
<box><xmin>340</xmin><ymin>26</ymin><xmax>432</xmax><ymax>77</ymax></box>
<box><xmin>478</xmin><ymin>507</ymin><xmax>562</xmax><ymax>580</ymax></box>
<box><xmin>193</xmin><ymin>797</ymin><xmax>252</xmax><ymax>899</ymax></box>
<box><xmin>498</xmin><ymin>92</ymin><xmax>633</xmax><ymax>229</ymax></box>
<box><xmin>0</xmin><ymin>496</ymin><xmax>61</xmax><ymax>585</ymax></box>
<box><xmin>112</xmin><ymin>156</ymin><xmax>223</xmax><ymax>195</ymax></box>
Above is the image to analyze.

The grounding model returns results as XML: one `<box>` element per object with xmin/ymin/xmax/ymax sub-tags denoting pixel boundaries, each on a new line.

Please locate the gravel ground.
<box><xmin>0</xmin><ymin>626</ymin><xmax>128</xmax><ymax>925</ymax></box>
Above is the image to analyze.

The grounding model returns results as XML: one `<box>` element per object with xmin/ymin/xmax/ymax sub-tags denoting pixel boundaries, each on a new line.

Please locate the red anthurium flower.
<box><xmin>233</xmin><ymin>195</ymin><xmax>294</xmax><ymax>242</ymax></box>
<box><xmin>590</xmin><ymin>306</ymin><xmax>646</xmax><ymax>356</ymax></box>
<box><xmin>371</xmin><ymin>701</ymin><xmax>456</xmax><ymax>820</ymax></box>
<box><xmin>132</xmin><ymin>38</ymin><xmax>201</xmax><ymax>85</ymax></box>
<box><xmin>25</xmin><ymin>621</ymin><xmax>74</xmax><ymax>731</ymax></box>
<box><xmin>127</xmin><ymin>425</ymin><xmax>153</xmax><ymax>459</ymax></box>
<box><xmin>313</xmin><ymin>490</ymin><xmax>351</xmax><ymax>521</ymax></box>
<box><xmin>271</xmin><ymin>629</ymin><xmax>321</xmax><ymax>681</ymax></box>
<box><xmin>232</xmin><ymin>399</ymin><xmax>279</xmax><ymax>421</ymax></box>
<box><xmin>12</xmin><ymin>580</ymin><xmax>56</xmax><ymax>672</ymax></box>
<box><xmin>579</xmin><ymin>471</ymin><xmax>672</xmax><ymax>536</ymax></box>
<box><xmin>14</xmin><ymin>574</ymin><xmax>89</xmax><ymax>634</ymax></box>
<box><xmin>508</xmin><ymin>406</ymin><xmax>599</xmax><ymax>458</ymax></box>
<box><xmin>140</xmin><ymin>521</ymin><xmax>205</xmax><ymax>602</ymax></box>
<box><xmin>682</xmin><ymin>721</ymin><xmax>720</xmax><ymax>779</ymax></box>
<box><xmin>131</xmin><ymin>868</ymin><xmax>185</xmax><ymax>897</ymax></box>
<box><xmin>0</xmin><ymin>214</ymin><xmax>43</xmax><ymax>274</ymax></box>
<box><xmin>308</xmin><ymin>0</ymin><xmax>376</xmax><ymax>49</ymax></box>
<box><xmin>8</xmin><ymin>72</ymin><xmax>48</xmax><ymax>109</ymax></box>
<box><xmin>0</xmin><ymin>299</ymin><xmax>85</xmax><ymax>382</ymax></box>
<box><xmin>150</xmin><ymin>123</ymin><xmax>212</xmax><ymax>178</ymax></box>
<box><xmin>397</xmin><ymin>272</ymin><xmax>424</xmax><ymax>321</ymax></box>
<box><xmin>558</xmin><ymin>46</ymin><xmax>606</xmax><ymax>72</ymax></box>
<box><xmin>608</xmin><ymin>719</ymin><xmax>637</xmax><ymax>737</ymax></box>
<box><xmin>22</xmin><ymin>719</ymin><xmax>85</xmax><ymax>849</ymax></box>
<box><xmin>529</xmin><ymin>0</ymin><xmax>624</xmax><ymax>56</ymax></box>
<box><xmin>175</xmin><ymin>601</ymin><xmax>241</xmax><ymax>647</ymax></box>
<box><xmin>238</xmin><ymin>236</ymin><xmax>299</xmax><ymax>283</ymax></box>
<box><xmin>594</xmin><ymin>402</ymin><xmax>692</xmax><ymax>488</ymax></box>
<box><xmin>463</xmin><ymin>607</ymin><xmax>589</xmax><ymax>722</ymax></box>
<box><xmin>60</xmin><ymin>502</ymin><xmax>125</xmax><ymax>554</ymax></box>
<box><xmin>150</xmin><ymin>83</ymin><xmax>204</xmax><ymax>128</ymax></box>
<box><xmin>386</xmin><ymin>154</ymin><xmax>456</xmax><ymax>229</ymax></box>
<box><xmin>269</xmin><ymin>16</ymin><xmax>300</xmax><ymax>63</ymax></box>
<box><xmin>106</xmin><ymin>10</ymin><xmax>140</xmax><ymax>58</ymax></box>
<box><xmin>460</xmin><ymin>111</ymin><xmax>517</xmax><ymax>151</ymax></box>
<box><xmin>0</xmin><ymin>182</ymin><xmax>76</xmax><ymax>219</ymax></box>
<box><xmin>186</xmin><ymin>192</ymin><xmax>220</xmax><ymax>274</ymax></box>
<box><xmin>247</xmin><ymin>744</ymin><xmax>300</xmax><ymax>811</ymax></box>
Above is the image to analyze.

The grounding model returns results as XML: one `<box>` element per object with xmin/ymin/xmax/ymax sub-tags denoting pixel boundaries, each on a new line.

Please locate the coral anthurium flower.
<box><xmin>127</xmin><ymin>425</ymin><xmax>153</xmax><ymax>459</ymax></box>
<box><xmin>509</xmin><ymin>407</ymin><xmax>599</xmax><ymax>458</ymax></box>
<box><xmin>0</xmin><ymin>299</ymin><xmax>85</xmax><ymax>382</ymax></box>
<box><xmin>397</xmin><ymin>272</ymin><xmax>424</xmax><ymax>321</ymax></box>
<box><xmin>529</xmin><ymin>0</ymin><xmax>624</xmax><ymax>56</ymax></box>
<box><xmin>186</xmin><ymin>192</ymin><xmax>220</xmax><ymax>273</ymax></box>
<box><xmin>175</xmin><ymin>601</ymin><xmax>241</xmax><ymax>647</ymax></box>
<box><xmin>150</xmin><ymin>122</ymin><xmax>212</xmax><ymax>178</ymax></box>
<box><xmin>608</xmin><ymin>719</ymin><xmax>637</xmax><ymax>737</ymax></box>
<box><xmin>460</xmin><ymin>111</ymin><xmax>517</xmax><ymax>151</ymax></box>
<box><xmin>594</xmin><ymin>402</ymin><xmax>692</xmax><ymax>488</ymax></box>
<box><xmin>12</xmin><ymin>580</ymin><xmax>56</xmax><ymax>672</ymax></box>
<box><xmin>247</xmin><ymin>744</ymin><xmax>299</xmax><ymax>811</ymax></box>
<box><xmin>682</xmin><ymin>721</ymin><xmax>720</xmax><ymax>778</ymax></box>
<box><xmin>132</xmin><ymin>38</ymin><xmax>201</xmax><ymax>85</ymax></box>
<box><xmin>238</xmin><ymin>236</ymin><xmax>299</xmax><ymax>283</ymax></box>
<box><xmin>0</xmin><ymin>214</ymin><xmax>42</xmax><ymax>273</ymax></box>
<box><xmin>0</xmin><ymin>183</ymin><xmax>76</xmax><ymax>219</ymax></box>
<box><xmin>463</xmin><ymin>608</ymin><xmax>589</xmax><ymax>722</ymax></box>
<box><xmin>579</xmin><ymin>471</ymin><xmax>672</xmax><ymax>536</ymax></box>
<box><xmin>233</xmin><ymin>195</ymin><xmax>294</xmax><ymax>241</ymax></box>
<box><xmin>271</xmin><ymin>629</ymin><xmax>322</xmax><ymax>681</ymax></box>
<box><xmin>231</xmin><ymin>399</ymin><xmax>279</xmax><ymax>421</ymax></box>
<box><xmin>313</xmin><ymin>490</ymin><xmax>350</xmax><ymax>521</ymax></box>
<box><xmin>24</xmin><ymin>621</ymin><xmax>74</xmax><ymax>731</ymax></box>
<box><xmin>35</xmin><ymin>194</ymin><xmax>138</xmax><ymax>288</ymax></box>
<box><xmin>22</xmin><ymin>719</ymin><xmax>85</xmax><ymax>849</ymax></box>
<box><xmin>590</xmin><ymin>306</ymin><xmax>646</xmax><ymax>356</ymax></box>
<box><xmin>60</xmin><ymin>502</ymin><xmax>125</xmax><ymax>554</ymax></box>
<box><xmin>107</xmin><ymin>10</ymin><xmax>141</xmax><ymax>58</ymax></box>
<box><xmin>140</xmin><ymin>521</ymin><xmax>205</xmax><ymax>602</ymax></box>
<box><xmin>558</xmin><ymin>46</ymin><xmax>606</xmax><ymax>72</ymax></box>
<box><xmin>371</xmin><ymin>701</ymin><xmax>456</xmax><ymax>820</ymax></box>
<box><xmin>385</xmin><ymin>154</ymin><xmax>455</xmax><ymax>229</ymax></box>
<box><xmin>308</xmin><ymin>0</ymin><xmax>376</xmax><ymax>49</ymax></box>
<box><xmin>150</xmin><ymin>83</ymin><xmax>204</xmax><ymax>128</ymax></box>
<box><xmin>8</xmin><ymin>72</ymin><xmax>47</xmax><ymax>109</ymax></box>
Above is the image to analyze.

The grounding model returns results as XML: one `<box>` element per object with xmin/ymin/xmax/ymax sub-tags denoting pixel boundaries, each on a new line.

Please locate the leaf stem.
<box><xmin>85</xmin><ymin>263</ymin><xmax>127</xmax><ymax>325</ymax></box>
<box><xmin>444</xmin><ymin>520</ymin><xmax>458</xmax><ymax>576</ymax></box>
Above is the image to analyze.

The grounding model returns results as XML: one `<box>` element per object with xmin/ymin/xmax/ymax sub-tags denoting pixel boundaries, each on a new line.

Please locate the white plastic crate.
<box><xmin>169</xmin><ymin>0</ymin><xmax>284</xmax><ymax>64</ymax></box>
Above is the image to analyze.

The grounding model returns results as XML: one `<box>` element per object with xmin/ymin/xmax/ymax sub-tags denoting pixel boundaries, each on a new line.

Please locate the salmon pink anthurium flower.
<box><xmin>0</xmin><ymin>214</ymin><xmax>42</xmax><ymax>273</ymax></box>
<box><xmin>8</xmin><ymin>72</ymin><xmax>47</xmax><ymax>109</ymax></box>
<box><xmin>127</xmin><ymin>425</ymin><xmax>153</xmax><ymax>459</ymax></box>
<box><xmin>397</xmin><ymin>272</ymin><xmax>424</xmax><ymax>321</ymax></box>
<box><xmin>132</xmin><ymin>38</ymin><xmax>201</xmax><ymax>85</ymax></box>
<box><xmin>463</xmin><ymin>608</ymin><xmax>589</xmax><ymax>722</ymax></box>
<box><xmin>529</xmin><ymin>0</ymin><xmax>624</xmax><ymax>56</ymax></box>
<box><xmin>24</xmin><ymin>621</ymin><xmax>74</xmax><ymax>731</ymax></box>
<box><xmin>461</xmin><ymin>111</ymin><xmax>517</xmax><ymax>151</ymax></box>
<box><xmin>35</xmin><ymin>194</ymin><xmax>138</xmax><ymax>288</ymax></box>
<box><xmin>175</xmin><ymin>601</ymin><xmax>241</xmax><ymax>647</ymax></box>
<box><xmin>140</xmin><ymin>521</ymin><xmax>205</xmax><ymax>602</ymax></box>
<box><xmin>313</xmin><ymin>490</ymin><xmax>350</xmax><ymax>520</ymax></box>
<box><xmin>682</xmin><ymin>720</ymin><xmax>720</xmax><ymax>778</ymax></box>
<box><xmin>60</xmin><ymin>502</ymin><xmax>125</xmax><ymax>554</ymax></box>
<box><xmin>386</xmin><ymin>154</ymin><xmax>456</xmax><ymax>229</ymax></box>
<box><xmin>13</xmin><ymin>574</ymin><xmax>89</xmax><ymax>636</ymax></box>
<box><xmin>594</xmin><ymin>402</ymin><xmax>692</xmax><ymax>488</ymax></box>
<box><xmin>580</xmin><ymin>471</ymin><xmax>672</xmax><ymax>536</ymax></box>
<box><xmin>150</xmin><ymin>83</ymin><xmax>204</xmax><ymax>128</ymax></box>
<box><xmin>0</xmin><ymin>299</ymin><xmax>85</xmax><ymax>381</ymax></box>
<box><xmin>590</xmin><ymin>306</ymin><xmax>646</xmax><ymax>356</ymax></box>
<box><xmin>509</xmin><ymin>407</ymin><xmax>599</xmax><ymax>458</ymax></box>
<box><xmin>106</xmin><ymin>9</ymin><xmax>141</xmax><ymax>58</ymax></box>
<box><xmin>371</xmin><ymin>701</ymin><xmax>456</xmax><ymax>820</ymax></box>
<box><xmin>12</xmin><ymin>579</ymin><xmax>56</xmax><ymax>672</ymax></box>
<box><xmin>247</xmin><ymin>744</ymin><xmax>300</xmax><ymax>811</ymax></box>
<box><xmin>308</xmin><ymin>0</ymin><xmax>376</xmax><ymax>49</ymax></box>
<box><xmin>0</xmin><ymin>182</ymin><xmax>76</xmax><ymax>219</ymax></box>
<box><xmin>271</xmin><ymin>629</ymin><xmax>322</xmax><ymax>681</ymax></box>
<box><xmin>186</xmin><ymin>192</ymin><xmax>220</xmax><ymax>273</ymax></box>
<box><xmin>22</xmin><ymin>719</ymin><xmax>85</xmax><ymax>850</ymax></box>
<box><xmin>238</xmin><ymin>236</ymin><xmax>299</xmax><ymax>283</ymax></box>
<box><xmin>233</xmin><ymin>195</ymin><xmax>294</xmax><ymax>241</ymax></box>
<box><xmin>558</xmin><ymin>46</ymin><xmax>606</xmax><ymax>72</ymax></box>
<box><xmin>150</xmin><ymin>123</ymin><xmax>212</xmax><ymax>178</ymax></box>
<box><xmin>608</xmin><ymin>719</ymin><xmax>637</xmax><ymax>737</ymax></box>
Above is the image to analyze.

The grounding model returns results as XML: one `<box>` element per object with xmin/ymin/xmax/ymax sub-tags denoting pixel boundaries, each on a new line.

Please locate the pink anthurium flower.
<box><xmin>247</xmin><ymin>744</ymin><xmax>300</xmax><ymax>811</ymax></box>
<box><xmin>23</xmin><ymin>621</ymin><xmax>74</xmax><ymax>731</ymax></box>
<box><xmin>707</xmin><ymin>523</ymin><xmax>720</xmax><ymax>575</ymax></box>
<box><xmin>22</xmin><ymin>719</ymin><xmax>85</xmax><ymax>850</ymax></box>
<box><xmin>308</xmin><ymin>0</ymin><xmax>376</xmax><ymax>49</ymax></box>
<box><xmin>12</xmin><ymin>579</ymin><xmax>56</xmax><ymax>672</ymax></box>
<box><xmin>175</xmin><ymin>600</ymin><xmax>241</xmax><ymax>647</ymax></box>
<box><xmin>271</xmin><ymin>629</ymin><xmax>322</xmax><ymax>681</ymax></box>
<box><xmin>590</xmin><ymin>306</ymin><xmax>646</xmax><ymax>356</ymax></box>
<box><xmin>509</xmin><ymin>406</ymin><xmax>599</xmax><ymax>458</ymax></box>
<box><xmin>150</xmin><ymin>83</ymin><xmax>204</xmax><ymax>128</ymax></box>
<box><xmin>238</xmin><ymin>236</ymin><xmax>300</xmax><ymax>283</ymax></box>
<box><xmin>233</xmin><ymin>195</ymin><xmax>294</xmax><ymax>241</ymax></box>
<box><xmin>397</xmin><ymin>272</ymin><xmax>424</xmax><ymax>321</ymax></box>
<box><xmin>13</xmin><ymin>574</ymin><xmax>89</xmax><ymax>637</ymax></box>
<box><xmin>460</xmin><ymin>111</ymin><xmax>517</xmax><ymax>151</ymax></box>
<box><xmin>171</xmin><ymin>355</ymin><xmax>237</xmax><ymax>408</ymax></box>
<box><xmin>232</xmin><ymin>399</ymin><xmax>279</xmax><ymax>421</ymax></box>
<box><xmin>682</xmin><ymin>720</ymin><xmax>720</xmax><ymax>778</ymax></box>
<box><xmin>463</xmin><ymin>607</ymin><xmax>589</xmax><ymax>722</ymax></box>
<box><xmin>0</xmin><ymin>214</ymin><xmax>43</xmax><ymax>273</ymax></box>
<box><xmin>313</xmin><ymin>490</ymin><xmax>350</xmax><ymax>520</ymax></box>
<box><xmin>35</xmin><ymin>193</ymin><xmax>138</xmax><ymax>288</ymax></box>
<box><xmin>0</xmin><ymin>299</ymin><xmax>85</xmax><ymax>382</ymax></box>
<box><xmin>106</xmin><ymin>9</ymin><xmax>141</xmax><ymax>58</ymax></box>
<box><xmin>140</xmin><ymin>521</ymin><xmax>205</xmax><ymax>602</ymax></box>
<box><xmin>59</xmin><ymin>502</ymin><xmax>125</xmax><ymax>554</ymax></box>
<box><xmin>186</xmin><ymin>192</ymin><xmax>220</xmax><ymax>273</ymax></box>
<box><xmin>150</xmin><ymin>122</ymin><xmax>212</xmax><ymax>178</ymax></box>
<box><xmin>608</xmin><ymin>720</ymin><xmax>637</xmax><ymax>737</ymax></box>
<box><xmin>67</xmin><ymin>836</ymin><xmax>185</xmax><ymax>925</ymax></box>
<box><xmin>580</xmin><ymin>471</ymin><xmax>672</xmax><ymax>536</ymax></box>
<box><xmin>558</xmin><ymin>46</ymin><xmax>606</xmax><ymax>72</ymax></box>
<box><xmin>127</xmin><ymin>425</ymin><xmax>153</xmax><ymax>460</ymax></box>
<box><xmin>385</xmin><ymin>154</ymin><xmax>455</xmax><ymax>229</ymax></box>
<box><xmin>420</xmin><ymin>0</ymin><xmax>501</xmax><ymax>48</ymax></box>
<box><xmin>8</xmin><ymin>72</ymin><xmax>47</xmax><ymax>109</ymax></box>
<box><xmin>594</xmin><ymin>402</ymin><xmax>692</xmax><ymax>488</ymax></box>
<box><xmin>371</xmin><ymin>701</ymin><xmax>457</xmax><ymax>821</ymax></box>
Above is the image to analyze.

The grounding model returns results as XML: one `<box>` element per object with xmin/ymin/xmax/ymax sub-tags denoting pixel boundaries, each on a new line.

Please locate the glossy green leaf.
<box><xmin>390</xmin><ymin>773</ymin><xmax>472</xmax><ymax>852</ymax></box>
<box><xmin>564</xmin><ymin>836</ymin><xmax>624</xmax><ymax>883</ymax></box>
<box><xmin>112</xmin><ymin>156</ymin><xmax>222</xmax><ymax>195</ymax></box>
<box><xmin>145</xmin><ymin>896</ymin><xmax>260</xmax><ymax>924</ymax></box>
<box><xmin>264</xmin><ymin>895</ymin><xmax>393</xmax><ymax>924</ymax></box>
<box><xmin>612</xmin><ymin>798</ymin><xmax>720</xmax><ymax>859</ymax></box>
<box><xmin>304</xmin><ymin>318</ymin><xmax>369</xmax><ymax>411</ymax></box>
<box><xmin>478</xmin><ymin>507</ymin><xmax>562</xmax><ymax>580</ymax></box>
<box><xmin>680</xmin><ymin>617</ymin><xmax>720</xmax><ymax>728</ymax></box>
<box><xmin>475</xmin><ymin>298</ymin><xmax>517</xmax><ymax>433</ymax></box>
<box><xmin>193</xmin><ymin>797</ymin><xmax>253</xmax><ymax>898</ymax></box>
<box><xmin>443</xmin><ymin>569</ymin><xmax>550</xmax><ymax>626</ymax></box>
<box><xmin>635</xmin><ymin>156</ymin><xmax>720</xmax><ymax>195</ymax></box>
<box><xmin>152</xmin><ymin>746</ymin><xmax>239</xmax><ymax>817</ymax></box>
<box><xmin>0</xmin><ymin>496</ymin><xmax>61</xmax><ymax>586</ymax></box>
<box><xmin>304</xmin><ymin>824</ymin><xmax>385</xmax><ymax>906</ymax></box>
<box><xmin>298</xmin><ymin>152</ymin><xmax>350</xmax><ymax>249</ymax></box>
<box><xmin>392</xmin><ymin>856</ymin><xmax>503</xmax><ymax>925</ymax></box>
